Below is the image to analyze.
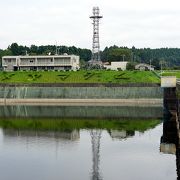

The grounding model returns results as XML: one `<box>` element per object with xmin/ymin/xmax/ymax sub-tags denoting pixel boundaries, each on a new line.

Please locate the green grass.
<box><xmin>161</xmin><ymin>70</ymin><xmax>180</xmax><ymax>78</ymax></box>
<box><xmin>0</xmin><ymin>118</ymin><xmax>161</xmax><ymax>132</ymax></box>
<box><xmin>0</xmin><ymin>70</ymin><xmax>160</xmax><ymax>83</ymax></box>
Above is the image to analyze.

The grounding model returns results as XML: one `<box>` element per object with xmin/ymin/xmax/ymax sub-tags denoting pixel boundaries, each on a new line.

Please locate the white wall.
<box><xmin>104</xmin><ymin>61</ymin><xmax>128</xmax><ymax>71</ymax></box>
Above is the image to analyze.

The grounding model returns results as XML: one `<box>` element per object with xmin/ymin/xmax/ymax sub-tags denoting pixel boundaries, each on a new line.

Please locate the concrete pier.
<box><xmin>161</xmin><ymin>76</ymin><xmax>180</xmax><ymax>153</ymax></box>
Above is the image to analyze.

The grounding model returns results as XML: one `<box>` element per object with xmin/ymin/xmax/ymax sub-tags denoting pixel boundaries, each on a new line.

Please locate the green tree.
<box><xmin>108</xmin><ymin>48</ymin><xmax>132</xmax><ymax>62</ymax></box>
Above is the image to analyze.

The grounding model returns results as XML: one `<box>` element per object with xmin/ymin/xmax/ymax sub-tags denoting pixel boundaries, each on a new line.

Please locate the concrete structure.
<box><xmin>0</xmin><ymin>85</ymin><xmax>163</xmax><ymax>99</ymax></box>
<box><xmin>103</xmin><ymin>61</ymin><xmax>128</xmax><ymax>71</ymax></box>
<box><xmin>135</xmin><ymin>63</ymin><xmax>154</xmax><ymax>71</ymax></box>
<box><xmin>161</xmin><ymin>76</ymin><xmax>176</xmax><ymax>88</ymax></box>
<box><xmin>2</xmin><ymin>55</ymin><xmax>80</xmax><ymax>71</ymax></box>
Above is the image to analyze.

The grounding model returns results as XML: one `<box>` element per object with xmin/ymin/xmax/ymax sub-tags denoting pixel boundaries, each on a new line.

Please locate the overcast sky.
<box><xmin>1</xmin><ymin>0</ymin><xmax>180</xmax><ymax>50</ymax></box>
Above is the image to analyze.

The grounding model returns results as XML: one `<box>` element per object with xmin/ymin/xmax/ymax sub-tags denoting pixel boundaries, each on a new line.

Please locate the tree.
<box><xmin>8</xmin><ymin>43</ymin><xmax>20</xmax><ymax>55</ymax></box>
<box><xmin>108</xmin><ymin>48</ymin><xmax>132</xmax><ymax>62</ymax></box>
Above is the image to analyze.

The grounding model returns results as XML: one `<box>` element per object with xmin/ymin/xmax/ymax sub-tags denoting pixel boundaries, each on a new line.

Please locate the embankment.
<box><xmin>0</xmin><ymin>83</ymin><xmax>163</xmax><ymax>100</ymax></box>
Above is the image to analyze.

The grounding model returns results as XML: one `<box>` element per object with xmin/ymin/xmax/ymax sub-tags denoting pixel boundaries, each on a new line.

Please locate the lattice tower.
<box><xmin>90</xmin><ymin>7</ymin><xmax>103</xmax><ymax>62</ymax></box>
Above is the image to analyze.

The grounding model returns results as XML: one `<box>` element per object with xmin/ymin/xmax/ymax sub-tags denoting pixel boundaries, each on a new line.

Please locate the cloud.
<box><xmin>1</xmin><ymin>0</ymin><xmax>180</xmax><ymax>49</ymax></box>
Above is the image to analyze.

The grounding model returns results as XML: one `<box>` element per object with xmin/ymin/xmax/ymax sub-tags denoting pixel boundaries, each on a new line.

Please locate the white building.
<box><xmin>103</xmin><ymin>61</ymin><xmax>128</xmax><ymax>71</ymax></box>
<box><xmin>135</xmin><ymin>63</ymin><xmax>154</xmax><ymax>71</ymax></box>
<box><xmin>2</xmin><ymin>55</ymin><xmax>80</xmax><ymax>71</ymax></box>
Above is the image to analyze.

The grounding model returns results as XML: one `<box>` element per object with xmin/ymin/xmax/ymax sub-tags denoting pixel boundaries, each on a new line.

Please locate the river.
<box><xmin>0</xmin><ymin>105</ymin><xmax>177</xmax><ymax>180</ymax></box>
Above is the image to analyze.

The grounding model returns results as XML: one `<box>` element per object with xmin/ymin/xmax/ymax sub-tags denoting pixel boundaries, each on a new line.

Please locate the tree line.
<box><xmin>101</xmin><ymin>45</ymin><xmax>180</xmax><ymax>69</ymax></box>
<box><xmin>0</xmin><ymin>43</ymin><xmax>92</xmax><ymax>65</ymax></box>
<box><xmin>1</xmin><ymin>43</ymin><xmax>180</xmax><ymax>69</ymax></box>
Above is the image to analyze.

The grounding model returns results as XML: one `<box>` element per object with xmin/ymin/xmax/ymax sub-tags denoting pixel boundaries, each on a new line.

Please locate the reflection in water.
<box><xmin>0</xmin><ymin>118</ymin><xmax>176</xmax><ymax>180</ymax></box>
<box><xmin>160</xmin><ymin>104</ymin><xmax>180</xmax><ymax>179</ymax></box>
<box><xmin>3</xmin><ymin>128</ymin><xmax>103</xmax><ymax>180</ymax></box>
<box><xmin>90</xmin><ymin>130</ymin><xmax>102</xmax><ymax>180</ymax></box>
<box><xmin>160</xmin><ymin>116</ymin><xmax>178</xmax><ymax>155</ymax></box>
<box><xmin>0</xmin><ymin>118</ymin><xmax>161</xmax><ymax>180</ymax></box>
<box><xmin>109</xmin><ymin>130</ymin><xmax>135</xmax><ymax>140</ymax></box>
<box><xmin>3</xmin><ymin>129</ymin><xmax>80</xmax><ymax>141</ymax></box>
<box><xmin>0</xmin><ymin>105</ymin><xmax>163</xmax><ymax>119</ymax></box>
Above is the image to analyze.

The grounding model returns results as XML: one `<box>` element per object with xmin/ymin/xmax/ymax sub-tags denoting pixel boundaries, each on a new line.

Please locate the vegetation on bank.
<box><xmin>0</xmin><ymin>70</ymin><xmax>160</xmax><ymax>83</ymax></box>
<box><xmin>161</xmin><ymin>71</ymin><xmax>180</xmax><ymax>78</ymax></box>
<box><xmin>0</xmin><ymin>118</ymin><xmax>161</xmax><ymax>132</ymax></box>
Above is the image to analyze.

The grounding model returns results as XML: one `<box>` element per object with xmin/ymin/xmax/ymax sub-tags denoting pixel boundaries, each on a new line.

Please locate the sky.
<box><xmin>1</xmin><ymin>0</ymin><xmax>180</xmax><ymax>50</ymax></box>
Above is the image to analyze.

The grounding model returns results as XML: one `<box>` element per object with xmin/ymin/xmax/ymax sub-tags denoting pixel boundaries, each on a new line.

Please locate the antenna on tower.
<box><xmin>89</xmin><ymin>6</ymin><xmax>103</xmax><ymax>67</ymax></box>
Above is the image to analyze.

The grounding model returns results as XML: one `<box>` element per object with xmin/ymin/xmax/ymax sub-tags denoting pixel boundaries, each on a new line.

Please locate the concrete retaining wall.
<box><xmin>0</xmin><ymin>86</ymin><xmax>163</xmax><ymax>99</ymax></box>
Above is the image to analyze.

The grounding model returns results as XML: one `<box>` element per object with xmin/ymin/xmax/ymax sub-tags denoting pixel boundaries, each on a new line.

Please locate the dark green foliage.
<box><xmin>108</xmin><ymin>48</ymin><xmax>132</xmax><ymax>61</ymax></box>
<box><xmin>101</xmin><ymin>46</ymin><xmax>180</xmax><ymax>68</ymax></box>
<box><xmin>1</xmin><ymin>43</ymin><xmax>91</xmax><ymax>62</ymax></box>
<box><xmin>8</xmin><ymin>43</ymin><xmax>29</xmax><ymax>55</ymax></box>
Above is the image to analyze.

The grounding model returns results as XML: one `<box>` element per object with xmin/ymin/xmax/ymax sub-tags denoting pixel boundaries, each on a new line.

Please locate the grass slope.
<box><xmin>162</xmin><ymin>70</ymin><xmax>180</xmax><ymax>78</ymax></box>
<box><xmin>0</xmin><ymin>70</ymin><xmax>160</xmax><ymax>84</ymax></box>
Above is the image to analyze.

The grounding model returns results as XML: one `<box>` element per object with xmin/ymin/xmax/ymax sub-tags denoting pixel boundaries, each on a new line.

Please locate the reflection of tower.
<box><xmin>90</xmin><ymin>7</ymin><xmax>103</xmax><ymax>63</ymax></box>
<box><xmin>90</xmin><ymin>129</ymin><xmax>102</xmax><ymax>180</ymax></box>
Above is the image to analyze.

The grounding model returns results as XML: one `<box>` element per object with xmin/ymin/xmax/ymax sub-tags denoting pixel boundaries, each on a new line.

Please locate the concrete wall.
<box><xmin>104</xmin><ymin>61</ymin><xmax>128</xmax><ymax>71</ymax></box>
<box><xmin>0</xmin><ymin>86</ymin><xmax>163</xmax><ymax>99</ymax></box>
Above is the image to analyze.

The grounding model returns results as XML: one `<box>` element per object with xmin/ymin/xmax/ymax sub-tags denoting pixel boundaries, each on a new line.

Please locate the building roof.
<box><xmin>2</xmin><ymin>55</ymin><xmax>79</xmax><ymax>58</ymax></box>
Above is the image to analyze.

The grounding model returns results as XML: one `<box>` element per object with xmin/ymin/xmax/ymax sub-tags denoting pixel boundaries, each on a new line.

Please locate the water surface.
<box><xmin>0</xmin><ymin>117</ymin><xmax>176</xmax><ymax>180</ymax></box>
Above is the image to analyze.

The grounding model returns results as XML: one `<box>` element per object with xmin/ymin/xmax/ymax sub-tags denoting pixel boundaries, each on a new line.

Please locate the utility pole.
<box><xmin>122</xmin><ymin>54</ymin><xmax>125</xmax><ymax>62</ymax></box>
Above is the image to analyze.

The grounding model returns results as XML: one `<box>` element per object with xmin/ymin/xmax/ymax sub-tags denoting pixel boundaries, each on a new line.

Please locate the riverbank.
<box><xmin>0</xmin><ymin>71</ymin><xmax>163</xmax><ymax>106</ymax></box>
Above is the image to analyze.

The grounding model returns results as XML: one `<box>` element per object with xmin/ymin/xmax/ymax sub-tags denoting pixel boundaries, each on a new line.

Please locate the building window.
<box><xmin>30</xmin><ymin>60</ymin><xmax>34</xmax><ymax>63</ymax></box>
